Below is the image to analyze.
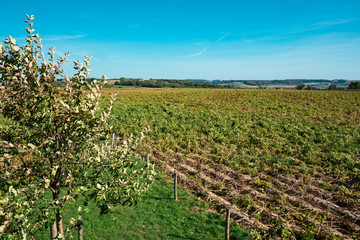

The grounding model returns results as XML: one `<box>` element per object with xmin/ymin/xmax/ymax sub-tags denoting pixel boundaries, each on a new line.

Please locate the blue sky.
<box><xmin>1</xmin><ymin>0</ymin><xmax>360</xmax><ymax>80</ymax></box>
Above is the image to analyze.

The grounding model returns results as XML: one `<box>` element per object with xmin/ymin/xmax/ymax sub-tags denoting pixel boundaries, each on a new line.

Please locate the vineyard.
<box><xmin>106</xmin><ymin>88</ymin><xmax>360</xmax><ymax>239</ymax></box>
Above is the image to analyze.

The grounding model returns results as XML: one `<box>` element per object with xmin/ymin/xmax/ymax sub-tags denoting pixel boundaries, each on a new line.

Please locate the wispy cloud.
<box><xmin>189</xmin><ymin>45</ymin><xmax>210</xmax><ymax>57</ymax></box>
<box><xmin>216</xmin><ymin>32</ymin><xmax>231</xmax><ymax>42</ymax></box>
<box><xmin>237</xmin><ymin>18</ymin><xmax>358</xmax><ymax>44</ymax></box>
<box><xmin>283</xmin><ymin>19</ymin><xmax>357</xmax><ymax>35</ymax></box>
<box><xmin>189</xmin><ymin>32</ymin><xmax>231</xmax><ymax>57</ymax></box>
<box><xmin>42</xmin><ymin>34</ymin><xmax>87</xmax><ymax>41</ymax></box>
<box><xmin>316</xmin><ymin>19</ymin><xmax>356</xmax><ymax>26</ymax></box>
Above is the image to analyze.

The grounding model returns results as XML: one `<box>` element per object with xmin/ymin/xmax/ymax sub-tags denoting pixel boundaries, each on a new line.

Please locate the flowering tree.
<box><xmin>0</xmin><ymin>15</ymin><xmax>154</xmax><ymax>239</ymax></box>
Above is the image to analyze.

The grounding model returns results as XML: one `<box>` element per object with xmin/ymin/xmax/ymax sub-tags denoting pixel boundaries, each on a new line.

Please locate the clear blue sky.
<box><xmin>1</xmin><ymin>0</ymin><xmax>360</xmax><ymax>80</ymax></box>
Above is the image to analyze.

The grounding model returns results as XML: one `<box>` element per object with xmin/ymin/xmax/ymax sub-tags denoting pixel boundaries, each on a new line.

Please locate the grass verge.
<box><xmin>34</xmin><ymin>175</ymin><xmax>250</xmax><ymax>239</ymax></box>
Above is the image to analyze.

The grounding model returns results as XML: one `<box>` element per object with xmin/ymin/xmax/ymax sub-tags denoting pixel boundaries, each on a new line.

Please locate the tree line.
<box><xmin>47</xmin><ymin>78</ymin><xmax>360</xmax><ymax>90</ymax></box>
<box><xmin>296</xmin><ymin>81</ymin><xmax>360</xmax><ymax>90</ymax></box>
<box><xmin>114</xmin><ymin>78</ymin><xmax>231</xmax><ymax>88</ymax></box>
<box><xmin>213</xmin><ymin>79</ymin><xmax>348</xmax><ymax>86</ymax></box>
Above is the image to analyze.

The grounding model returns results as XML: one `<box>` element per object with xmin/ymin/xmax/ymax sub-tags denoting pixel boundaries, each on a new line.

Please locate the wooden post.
<box><xmin>146</xmin><ymin>154</ymin><xmax>149</xmax><ymax>178</ymax></box>
<box><xmin>77</xmin><ymin>220</ymin><xmax>83</xmax><ymax>240</ymax></box>
<box><xmin>111</xmin><ymin>132</ymin><xmax>115</xmax><ymax>149</ymax></box>
<box><xmin>197</xmin><ymin>159</ymin><xmax>202</xmax><ymax>173</ymax></box>
<box><xmin>225</xmin><ymin>208</ymin><xmax>230</xmax><ymax>240</ymax></box>
<box><xmin>174</xmin><ymin>172</ymin><xmax>178</xmax><ymax>201</ymax></box>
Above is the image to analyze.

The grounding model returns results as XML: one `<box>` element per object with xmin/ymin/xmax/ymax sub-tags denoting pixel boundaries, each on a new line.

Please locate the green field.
<box><xmin>32</xmin><ymin>176</ymin><xmax>249</xmax><ymax>239</ymax></box>
<box><xmin>103</xmin><ymin>88</ymin><xmax>360</xmax><ymax>239</ymax></box>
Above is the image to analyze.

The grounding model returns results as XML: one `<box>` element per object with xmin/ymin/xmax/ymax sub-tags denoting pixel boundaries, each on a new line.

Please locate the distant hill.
<box><xmin>211</xmin><ymin>79</ymin><xmax>353</xmax><ymax>89</ymax></box>
<box><xmin>184</xmin><ymin>79</ymin><xmax>210</xmax><ymax>82</ymax></box>
<box><xmin>56</xmin><ymin>78</ymin><xmax>358</xmax><ymax>90</ymax></box>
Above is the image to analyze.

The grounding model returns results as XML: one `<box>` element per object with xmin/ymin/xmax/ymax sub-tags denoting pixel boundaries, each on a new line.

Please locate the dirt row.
<box><xmin>184</xmin><ymin>151</ymin><xmax>360</xmax><ymax>226</ymax></box>
<box><xmin>148</xmin><ymin>149</ymin><xmax>360</xmax><ymax>239</ymax></box>
<box><xmin>194</xmin><ymin>148</ymin><xmax>360</xmax><ymax>194</ymax></box>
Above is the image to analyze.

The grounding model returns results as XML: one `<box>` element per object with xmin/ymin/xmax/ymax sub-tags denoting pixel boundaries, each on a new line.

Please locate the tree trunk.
<box><xmin>56</xmin><ymin>211</ymin><xmax>64</xmax><ymax>239</ymax></box>
<box><xmin>50</xmin><ymin>221</ymin><xmax>57</xmax><ymax>239</ymax></box>
<box><xmin>52</xmin><ymin>189</ymin><xmax>64</xmax><ymax>239</ymax></box>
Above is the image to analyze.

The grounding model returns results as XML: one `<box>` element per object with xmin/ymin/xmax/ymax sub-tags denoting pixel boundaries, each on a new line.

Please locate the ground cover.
<box><xmin>32</xmin><ymin>175</ymin><xmax>249</xmax><ymax>239</ymax></box>
<box><xmin>105</xmin><ymin>88</ymin><xmax>360</xmax><ymax>239</ymax></box>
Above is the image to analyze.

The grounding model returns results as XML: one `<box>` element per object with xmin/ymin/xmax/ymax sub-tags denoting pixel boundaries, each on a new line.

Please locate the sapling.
<box><xmin>0</xmin><ymin>14</ymin><xmax>154</xmax><ymax>239</ymax></box>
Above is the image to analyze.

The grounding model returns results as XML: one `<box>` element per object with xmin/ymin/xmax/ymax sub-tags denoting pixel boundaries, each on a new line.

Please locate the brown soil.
<box><xmin>148</xmin><ymin>149</ymin><xmax>360</xmax><ymax>239</ymax></box>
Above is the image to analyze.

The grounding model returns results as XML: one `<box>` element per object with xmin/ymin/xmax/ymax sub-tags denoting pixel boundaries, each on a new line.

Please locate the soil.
<box><xmin>147</xmin><ymin>148</ymin><xmax>360</xmax><ymax>239</ymax></box>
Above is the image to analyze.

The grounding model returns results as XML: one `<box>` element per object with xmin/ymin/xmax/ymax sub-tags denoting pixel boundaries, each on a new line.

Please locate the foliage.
<box><xmin>296</xmin><ymin>84</ymin><xmax>305</xmax><ymax>90</ymax></box>
<box><xmin>328</xmin><ymin>84</ymin><xmax>338</xmax><ymax>90</ymax></box>
<box><xmin>114</xmin><ymin>78</ymin><xmax>231</xmax><ymax>89</ymax></box>
<box><xmin>328</xmin><ymin>84</ymin><xmax>337</xmax><ymax>90</ymax></box>
<box><xmin>0</xmin><ymin>15</ymin><xmax>154</xmax><ymax>239</ymax></box>
<box><xmin>348</xmin><ymin>81</ymin><xmax>360</xmax><ymax>89</ymax></box>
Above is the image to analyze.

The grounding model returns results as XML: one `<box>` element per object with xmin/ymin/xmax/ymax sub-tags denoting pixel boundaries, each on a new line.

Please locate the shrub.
<box><xmin>296</xmin><ymin>84</ymin><xmax>305</xmax><ymax>90</ymax></box>
<box><xmin>348</xmin><ymin>81</ymin><xmax>360</xmax><ymax>89</ymax></box>
<box><xmin>328</xmin><ymin>84</ymin><xmax>337</xmax><ymax>90</ymax></box>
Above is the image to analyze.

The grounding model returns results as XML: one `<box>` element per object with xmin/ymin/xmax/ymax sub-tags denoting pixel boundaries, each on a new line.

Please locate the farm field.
<box><xmin>105</xmin><ymin>88</ymin><xmax>360</xmax><ymax>239</ymax></box>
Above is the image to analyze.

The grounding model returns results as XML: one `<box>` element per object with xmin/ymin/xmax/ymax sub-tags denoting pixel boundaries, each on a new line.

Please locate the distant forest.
<box><xmin>114</xmin><ymin>78</ymin><xmax>231</xmax><ymax>88</ymax></box>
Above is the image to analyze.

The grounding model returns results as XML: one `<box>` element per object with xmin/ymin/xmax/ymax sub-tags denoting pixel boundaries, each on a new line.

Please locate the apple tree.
<box><xmin>0</xmin><ymin>15</ymin><xmax>154</xmax><ymax>239</ymax></box>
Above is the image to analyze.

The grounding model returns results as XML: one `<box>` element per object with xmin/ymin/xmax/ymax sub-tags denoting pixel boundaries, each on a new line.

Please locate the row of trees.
<box><xmin>296</xmin><ymin>81</ymin><xmax>360</xmax><ymax>90</ymax></box>
<box><xmin>114</xmin><ymin>78</ymin><xmax>231</xmax><ymax>88</ymax></box>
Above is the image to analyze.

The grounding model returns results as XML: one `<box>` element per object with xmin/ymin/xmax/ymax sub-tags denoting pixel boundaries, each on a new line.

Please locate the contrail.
<box><xmin>216</xmin><ymin>32</ymin><xmax>231</xmax><ymax>42</ymax></box>
<box><xmin>189</xmin><ymin>32</ymin><xmax>231</xmax><ymax>57</ymax></box>
<box><xmin>189</xmin><ymin>45</ymin><xmax>210</xmax><ymax>57</ymax></box>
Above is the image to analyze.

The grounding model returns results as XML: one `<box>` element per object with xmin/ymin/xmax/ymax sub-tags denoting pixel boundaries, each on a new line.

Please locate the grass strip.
<box><xmin>34</xmin><ymin>175</ymin><xmax>250</xmax><ymax>239</ymax></box>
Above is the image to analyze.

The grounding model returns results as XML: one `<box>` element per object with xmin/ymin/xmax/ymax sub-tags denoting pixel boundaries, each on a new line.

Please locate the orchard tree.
<box><xmin>0</xmin><ymin>15</ymin><xmax>155</xmax><ymax>239</ymax></box>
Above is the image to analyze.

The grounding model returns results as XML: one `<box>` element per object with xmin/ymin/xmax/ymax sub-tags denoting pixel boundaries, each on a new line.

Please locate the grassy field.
<box><xmin>101</xmin><ymin>88</ymin><xmax>360</xmax><ymax>239</ymax></box>
<box><xmin>32</xmin><ymin>175</ymin><xmax>249</xmax><ymax>239</ymax></box>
